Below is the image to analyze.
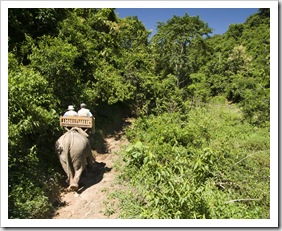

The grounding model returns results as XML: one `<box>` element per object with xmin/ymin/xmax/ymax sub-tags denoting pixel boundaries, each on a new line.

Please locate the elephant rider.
<box><xmin>78</xmin><ymin>103</ymin><xmax>93</xmax><ymax>117</ymax></box>
<box><xmin>63</xmin><ymin>105</ymin><xmax>78</xmax><ymax>116</ymax></box>
<box><xmin>78</xmin><ymin>103</ymin><xmax>95</xmax><ymax>148</ymax></box>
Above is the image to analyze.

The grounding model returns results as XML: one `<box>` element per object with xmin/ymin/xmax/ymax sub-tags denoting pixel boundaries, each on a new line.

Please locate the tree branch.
<box><xmin>234</xmin><ymin>150</ymin><xmax>267</xmax><ymax>165</ymax></box>
<box><xmin>225</xmin><ymin>198</ymin><xmax>261</xmax><ymax>203</ymax></box>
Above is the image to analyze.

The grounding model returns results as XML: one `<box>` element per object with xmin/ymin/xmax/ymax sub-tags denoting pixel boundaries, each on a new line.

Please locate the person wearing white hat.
<box><xmin>78</xmin><ymin>103</ymin><xmax>93</xmax><ymax>117</ymax></box>
<box><xmin>78</xmin><ymin>103</ymin><xmax>95</xmax><ymax>149</ymax></box>
<box><xmin>63</xmin><ymin>105</ymin><xmax>78</xmax><ymax>116</ymax></box>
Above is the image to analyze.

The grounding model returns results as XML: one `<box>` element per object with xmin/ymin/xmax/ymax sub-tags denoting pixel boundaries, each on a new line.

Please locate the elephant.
<box><xmin>55</xmin><ymin>127</ymin><xmax>94</xmax><ymax>191</ymax></box>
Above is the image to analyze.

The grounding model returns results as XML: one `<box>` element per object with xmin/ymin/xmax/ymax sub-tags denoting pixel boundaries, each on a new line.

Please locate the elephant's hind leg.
<box><xmin>68</xmin><ymin>166</ymin><xmax>84</xmax><ymax>191</ymax></box>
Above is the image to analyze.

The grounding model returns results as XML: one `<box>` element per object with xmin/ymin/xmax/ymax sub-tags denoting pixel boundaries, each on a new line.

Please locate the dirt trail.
<box><xmin>53</xmin><ymin>130</ymin><xmax>129</xmax><ymax>219</ymax></box>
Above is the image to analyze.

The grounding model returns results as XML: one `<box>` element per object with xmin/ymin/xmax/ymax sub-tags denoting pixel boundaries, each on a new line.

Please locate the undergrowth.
<box><xmin>112</xmin><ymin>100</ymin><xmax>270</xmax><ymax>219</ymax></box>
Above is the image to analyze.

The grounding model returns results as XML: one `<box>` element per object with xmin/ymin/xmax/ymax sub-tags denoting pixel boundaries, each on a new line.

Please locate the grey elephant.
<box><xmin>55</xmin><ymin>127</ymin><xmax>94</xmax><ymax>191</ymax></box>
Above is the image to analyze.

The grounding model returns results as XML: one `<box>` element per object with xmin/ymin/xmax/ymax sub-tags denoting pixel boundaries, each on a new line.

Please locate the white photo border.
<box><xmin>1</xmin><ymin>0</ymin><xmax>279</xmax><ymax>228</ymax></box>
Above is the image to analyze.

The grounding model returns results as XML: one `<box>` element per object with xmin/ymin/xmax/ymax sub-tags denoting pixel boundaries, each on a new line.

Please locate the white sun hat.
<box><xmin>68</xmin><ymin>105</ymin><xmax>75</xmax><ymax>110</ymax></box>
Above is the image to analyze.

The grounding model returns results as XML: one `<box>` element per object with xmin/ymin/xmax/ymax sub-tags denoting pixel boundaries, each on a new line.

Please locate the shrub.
<box><xmin>8</xmin><ymin>56</ymin><xmax>63</xmax><ymax>218</ymax></box>
<box><xmin>118</xmin><ymin>101</ymin><xmax>269</xmax><ymax>218</ymax></box>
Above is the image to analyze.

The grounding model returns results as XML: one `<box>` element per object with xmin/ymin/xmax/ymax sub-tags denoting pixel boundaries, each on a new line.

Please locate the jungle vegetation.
<box><xmin>8</xmin><ymin>8</ymin><xmax>270</xmax><ymax>218</ymax></box>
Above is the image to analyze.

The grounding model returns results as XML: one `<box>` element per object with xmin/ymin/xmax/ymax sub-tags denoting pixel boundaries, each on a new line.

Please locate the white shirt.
<box><xmin>63</xmin><ymin>110</ymin><xmax>78</xmax><ymax>116</ymax></box>
<box><xmin>78</xmin><ymin>108</ymin><xmax>93</xmax><ymax>117</ymax></box>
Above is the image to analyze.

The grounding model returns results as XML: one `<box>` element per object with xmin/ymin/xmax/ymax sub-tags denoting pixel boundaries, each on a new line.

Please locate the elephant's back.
<box><xmin>57</xmin><ymin>130</ymin><xmax>91</xmax><ymax>155</ymax></box>
<box><xmin>72</xmin><ymin>131</ymin><xmax>89</xmax><ymax>145</ymax></box>
<box><xmin>69</xmin><ymin>131</ymin><xmax>91</xmax><ymax>153</ymax></box>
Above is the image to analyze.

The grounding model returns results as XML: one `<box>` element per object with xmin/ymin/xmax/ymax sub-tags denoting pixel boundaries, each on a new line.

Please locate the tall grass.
<box><xmin>114</xmin><ymin>100</ymin><xmax>269</xmax><ymax>218</ymax></box>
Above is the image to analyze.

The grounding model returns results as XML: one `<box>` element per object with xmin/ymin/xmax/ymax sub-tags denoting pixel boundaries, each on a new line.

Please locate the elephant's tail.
<box><xmin>65</xmin><ymin>131</ymin><xmax>75</xmax><ymax>185</ymax></box>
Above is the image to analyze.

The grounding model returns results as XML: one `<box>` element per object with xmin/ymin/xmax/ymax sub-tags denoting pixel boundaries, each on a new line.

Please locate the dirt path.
<box><xmin>53</xmin><ymin>130</ymin><xmax>129</xmax><ymax>219</ymax></box>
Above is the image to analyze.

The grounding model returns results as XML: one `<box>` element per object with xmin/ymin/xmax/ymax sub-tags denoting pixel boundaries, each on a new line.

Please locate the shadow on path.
<box><xmin>77</xmin><ymin>161</ymin><xmax>112</xmax><ymax>194</ymax></box>
<box><xmin>92</xmin><ymin>103</ymin><xmax>132</xmax><ymax>154</ymax></box>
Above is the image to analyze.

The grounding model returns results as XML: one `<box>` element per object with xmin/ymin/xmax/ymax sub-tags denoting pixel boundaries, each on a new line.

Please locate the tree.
<box><xmin>224</xmin><ymin>45</ymin><xmax>253</xmax><ymax>102</ymax></box>
<box><xmin>8</xmin><ymin>8</ymin><xmax>70</xmax><ymax>64</ymax></box>
<box><xmin>151</xmin><ymin>13</ymin><xmax>212</xmax><ymax>88</ymax></box>
<box><xmin>28</xmin><ymin>36</ymin><xmax>81</xmax><ymax>112</ymax></box>
<box><xmin>226</xmin><ymin>45</ymin><xmax>252</xmax><ymax>75</ymax></box>
<box><xmin>8</xmin><ymin>53</ymin><xmax>61</xmax><ymax>218</ymax></box>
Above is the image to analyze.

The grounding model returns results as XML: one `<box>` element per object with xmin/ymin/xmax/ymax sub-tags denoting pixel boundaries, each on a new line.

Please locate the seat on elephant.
<box><xmin>60</xmin><ymin>116</ymin><xmax>94</xmax><ymax>129</ymax></box>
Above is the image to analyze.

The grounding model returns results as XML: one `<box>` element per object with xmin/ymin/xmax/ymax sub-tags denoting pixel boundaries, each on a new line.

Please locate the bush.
<box><xmin>8</xmin><ymin>56</ymin><xmax>63</xmax><ymax>218</ymax></box>
<box><xmin>117</xmin><ymin>101</ymin><xmax>269</xmax><ymax>218</ymax></box>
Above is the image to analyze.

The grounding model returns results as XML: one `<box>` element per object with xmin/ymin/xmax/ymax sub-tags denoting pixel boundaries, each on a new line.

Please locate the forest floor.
<box><xmin>53</xmin><ymin>122</ymin><xmax>130</xmax><ymax>219</ymax></box>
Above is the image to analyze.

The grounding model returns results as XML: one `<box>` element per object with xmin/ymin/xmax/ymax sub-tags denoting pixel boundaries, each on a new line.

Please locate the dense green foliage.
<box><xmin>8</xmin><ymin>53</ymin><xmax>62</xmax><ymax>218</ymax></box>
<box><xmin>8</xmin><ymin>8</ymin><xmax>270</xmax><ymax>218</ymax></box>
<box><xmin>118</xmin><ymin>98</ymin><xmax>269</xmax><ymax>218</ymax></box>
